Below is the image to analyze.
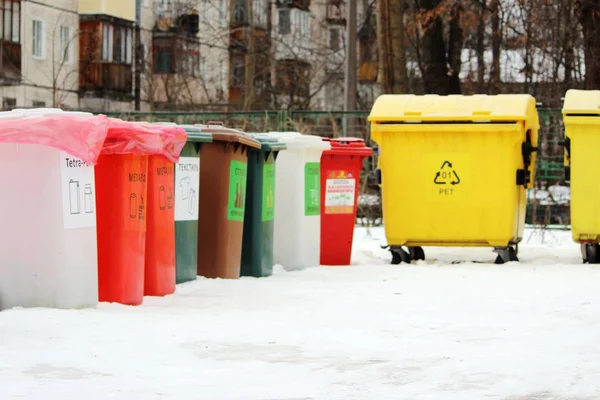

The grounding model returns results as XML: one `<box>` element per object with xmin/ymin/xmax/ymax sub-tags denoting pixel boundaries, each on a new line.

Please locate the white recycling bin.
<box><xmin>265</xmin><ymin>132</ymin><xmax>331</xmax><ymax>271</ymax></box>
<box><xmin>0</xmin><ymin>109</ymin><xmax>109</xmax><ymax>310</ymax></box>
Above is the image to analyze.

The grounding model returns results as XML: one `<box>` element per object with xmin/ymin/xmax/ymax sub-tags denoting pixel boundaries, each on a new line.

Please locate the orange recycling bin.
<box><xmin>320</xmin><ymin>138</ymin><xmax>373</xmax><ymax>265</ymax></box>
<box><xmin>96</xmin><ymin>120</ymin><xmax>186</xmax><ymax>305</ymax></box>
<box><xmin>144</xmin><ymin>126</ymin><xmax>186</xmax><ymax>297</ymax></box>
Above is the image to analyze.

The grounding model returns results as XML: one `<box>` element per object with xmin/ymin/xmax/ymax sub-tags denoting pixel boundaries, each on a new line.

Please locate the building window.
<box><xmin>359</xmin><ymin>38</ymin><xmax>374</xmax><ymax>63</ymax></box>
<box><xmin>200</xmin><ymin>56</ymin><xmax>207</xmax><ymax>78</ymax></box>
<box><xmin>32</xmin><ymin>19</ymin><xmax>44</xmax><ymax>58</ymax></box>
<box><xmin>101</xmin><ymin>24</ymin><xmax>113</xmax><ymax>61</ymax></box>
<box><xmin>219</xmin><ymin>0</ymin><xmax>227</xmax><ymax>27</ymax></box>
<box><xmin>329</xmin><ymin>27</ymin><xmax>340</xmax><ymax>51</ymax></box>
<box><xmin>157</xmin><ymin>0</ymin><xmax>173</xmax><ymax>19</ymax></box>
<box><xmin>101</xmin><ymin>23</ymin><xmax>132</xmax><ymax>64</ymax></box>
<box><xmin>0</xmin><ymin>0</ymin><xmax>20</xmax><ymax>43</ymax></box>
<box><xmin>233</xmin><ymin>0</ymin><xmax>247</xmax><ymax>24</ymax></box>
<box><xmin>153</xmin><ymin>36</ymin><xmax>200</xmax><ymax>76</ymax></box>
<box><xmin>32</xmin><ymin>100</ymin><xmax>45</xmax><ymax>107</ymax></box>
<box><xmin>253</xmin><ymin>0</ymin><xmax>266</xmax><ymax>27</ymax></box>
<box><xmin>278</xmin><ymin>10</ymin><xmax>290</xmax><ymax>35</ymax></box>
<box><xmin>231</xmin><ymin>56</ymin><xmax>245</xmax><ymax>88</ymax></box>
<box><xmin>60</xmin><ymin>25</ymin><xmax>71</xmax><ymax>63</ymax></box>
<box><xmin>2</xmin><ymin>97</ymin><xmax>15</xmax><ymax>110</ymax></box>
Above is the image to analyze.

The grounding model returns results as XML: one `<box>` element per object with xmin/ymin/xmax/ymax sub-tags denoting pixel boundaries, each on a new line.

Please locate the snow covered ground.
<box><xmin>3</xmin><ymin>227</ymin><xmax>600</xmax><ymax>399</ymax></box>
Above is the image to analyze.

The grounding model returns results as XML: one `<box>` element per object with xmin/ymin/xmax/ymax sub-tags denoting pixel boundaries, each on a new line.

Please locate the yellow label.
<box><xmin>424</xmin><ymin>153</ymin><xmax>472</xmax><ymax>203</ymax></box>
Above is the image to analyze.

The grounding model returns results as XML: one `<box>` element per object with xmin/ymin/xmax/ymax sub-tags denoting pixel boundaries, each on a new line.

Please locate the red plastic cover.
<box><xmin>0</xmin><ymin>113</ymin><xmax>111</xmax><ymax>165</ymax></box>
<box><xmin>102</xmin><ymin>119</ymin><xmax>188</xmax><ymax>163</ymax></box>
<box><xmin>323</xmin><ymin>137</ymin><xmax>373</xmax><ymax>157</ymax></box>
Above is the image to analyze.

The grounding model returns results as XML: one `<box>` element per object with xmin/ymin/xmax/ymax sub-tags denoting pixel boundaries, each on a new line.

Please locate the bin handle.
<box><xmin>206</xmin><ymin>120</ymin><xmax>224</xmax><ymax>126</ymax></box>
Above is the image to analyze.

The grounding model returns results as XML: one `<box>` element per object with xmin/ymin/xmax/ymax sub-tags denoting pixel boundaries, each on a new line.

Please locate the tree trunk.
<box><xmin>389</xmin><ymin>0</ymin><xmax>407</xmax><ymax>93</ymax></box>
<box><xmin>447</xmin><ymin>2</ymin><xmax>463</xmax><ymax>94</ymax></box>
<box><xmin>420</xmin><ymin>0</ymin><xmax>451</xmax><ymax>94</ymax></box>
<box><xmin>476</xmin><ymin>0</ymin><xmax>486</xmax><ymax>92</ymax></box>
<box><xmin>489</xmin><ymin>0</ymin><xmax>501</xmax><ymax>93</ymax></box>
<box><xmin>376</xmin><ymin>0</ymin><xmax>407</xmax><ymax>93</ymax></box>
<box><xmin>577</xmin><ymin>0</ymin><xmax>600</xmax><ymax>89</ymax></box>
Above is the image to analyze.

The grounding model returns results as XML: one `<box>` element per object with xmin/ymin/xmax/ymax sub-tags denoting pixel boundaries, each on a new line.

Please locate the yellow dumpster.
<box><xmin>368</xmin><ymin>94</ymin><xmax>539</xmax><ymax>264</ymax></box>
<box><xmin>562</xmin><ymin>89</ymin><xmax>600</xmax><ymax>263</ymax></box>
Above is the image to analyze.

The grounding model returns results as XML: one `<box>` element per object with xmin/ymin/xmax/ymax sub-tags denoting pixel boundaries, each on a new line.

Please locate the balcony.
<box><xmin>275</xmin><ymin>0</ymin><xmax>310</xmax><ymax>10</ymax></box>
<box><xmin>326</xmin><ymin>0</ymin><xmax>346</xmax><ymax>25</ymax></box>
<box><xmin>0</xmin><ymin>41</ymin><xmax>20</xmax><ymax>83</ymax></box>
<box><xmin>80</xmin><ymin>62</ymin><xmax>132</xmax><ymax>96</ymax></box>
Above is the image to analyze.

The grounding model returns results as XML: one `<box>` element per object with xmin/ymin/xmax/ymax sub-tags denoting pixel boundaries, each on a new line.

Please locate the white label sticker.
<box><xmin>175</xmin><ymin>156</ymin><xmax>200</xmax><ymax>221</ymax></box>
<box><xmin>324</xmin><ymin>178</ymin><xmax>356</xmax><ymax>214</ymax></box>
<box><xmin>60</xmin><ymin>151</ymin><xmax>97</xmax><ymax>229</ymax></box>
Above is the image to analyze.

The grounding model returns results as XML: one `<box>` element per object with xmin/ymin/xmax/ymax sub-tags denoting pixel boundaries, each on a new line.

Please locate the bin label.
<box><xmin>60</xmin><ymin>151</ymin><xmax>97</xmax><ymax>229</ymax></box>
<box><xmin>325</xmin><ymin>170</ymin><xmax>356</xmax><ymax>214</ymax></box>
<box><xmin>175</xmin><ymin>157</ymin><xmax>200</xmax><ymax>222</ymax></box>
<box><xmin>227</xmin><ymin>160</ymin><xmax>248</xmax><ymax>221</ymax></box>
<box><xmin>304</xmin><ymin>162</ymin><xmax>320</xmax><ymax>216</ymax></box>
<box><xmin>426</xmin><ymin>154</ymin><xmax>471</xmax><ymax>202</ymax></box>
<box><xmin>262</xmin><ymin>163</ymin><xmax>275</xmax><ymax>221</ymax></box>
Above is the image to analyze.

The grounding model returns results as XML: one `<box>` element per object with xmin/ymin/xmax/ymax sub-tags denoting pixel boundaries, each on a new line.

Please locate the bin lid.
<box><xmin>250</xmin><ymin>133</ymin><xmax>287</xmax><ymax>151</ymax></box>
<box><xmin>179</xmin><ymin>124</ymin><xmax>213</xmax><ymax>143</ymax></box>
<box><xmin>195</xmin><ymin>124</ymin><xmax>261</xmax><ymax>149</ymax></box>
<box><xmin>368</xmin><ymin>94</ymin><xmax>539</xmax><ymax>127</ymax></box>
<box><xmin>323</xmin><ymin>137</ymin><xmax>373</xmax><ymax>157</ymax></box>
<box><xmin>265</xmin><ymin>131</ymin><xmax>331</xmax><ymax>150</ymax></box>
<box><xmin>562</xmin><ymin>89</ymin><xmax>600</xmax><ymax>115</ymax></box>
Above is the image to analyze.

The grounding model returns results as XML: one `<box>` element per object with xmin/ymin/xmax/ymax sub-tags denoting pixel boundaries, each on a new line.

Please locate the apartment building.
<box><xmin>0</xmin><ymin>0</ymin><xmax>79</xmax><ymax>109</ymax></box>
<box><xmin>78</xmin><ymin>0</ymin><xmax>136</xmax><ymax>111</ymax></box>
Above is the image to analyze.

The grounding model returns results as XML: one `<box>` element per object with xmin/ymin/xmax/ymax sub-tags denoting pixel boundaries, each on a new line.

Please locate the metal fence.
<box><xmin>105</xmin><ymin>108</ymin><xmax>569</xmax><ymax>229</ymax></box>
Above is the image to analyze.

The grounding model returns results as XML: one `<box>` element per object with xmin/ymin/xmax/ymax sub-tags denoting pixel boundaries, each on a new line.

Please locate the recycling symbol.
<box><xmin>434</xmin><ymin>161</ymin><xmax>460</xmax><ymax>186</ymax></box>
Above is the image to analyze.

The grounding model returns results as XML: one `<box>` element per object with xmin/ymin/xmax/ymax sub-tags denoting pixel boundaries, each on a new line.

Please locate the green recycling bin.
<box><xmin>174</xmin><ymin>126</ymin><xmax>212</xmax><ymax>284</ymax></box>
<box><xmin>241</xmin><ymin>134</ymin><xmax>287</xmax><ymax>277</ymax></box>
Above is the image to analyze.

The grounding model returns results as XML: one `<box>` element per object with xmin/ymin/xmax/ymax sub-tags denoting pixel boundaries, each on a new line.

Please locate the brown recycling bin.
<box><xmin>196</xmin><ymin>124</ymin><xmax>261</xmax><ymax>279</ymax></box>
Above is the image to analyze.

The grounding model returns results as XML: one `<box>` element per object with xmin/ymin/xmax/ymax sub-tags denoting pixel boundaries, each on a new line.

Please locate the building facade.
<box><xmin>0</xmin><ymin>0</ymin><xmax>79</xmax><ymax>109</ymax></box>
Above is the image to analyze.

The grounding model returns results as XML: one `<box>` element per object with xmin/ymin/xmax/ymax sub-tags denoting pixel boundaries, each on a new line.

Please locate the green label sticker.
<box><xmin>304</xmin><ymin>162</ymin><xmax>320</xmax><ymax>216</ymax></box>
<box><xmin>227</xmin><ymin>160</ymin><xmax>247</xmax><ymax>221</ymax></box>
<box><xmin>262</xmin><ymin>163</ymin><xmax>275</xmax><ymax>221</ymax></box>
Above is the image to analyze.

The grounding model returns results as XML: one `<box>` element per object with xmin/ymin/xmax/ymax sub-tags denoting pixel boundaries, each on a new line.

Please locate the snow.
<box><xmin>3</xmin><ymin>227</ymin><xmax>600</xmax><ymax>399</ymax></box>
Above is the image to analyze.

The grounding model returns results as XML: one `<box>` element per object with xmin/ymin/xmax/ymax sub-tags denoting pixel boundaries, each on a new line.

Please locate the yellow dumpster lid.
<box><xmin>368</xmin><ymin>94</ymin><xmax>539</xmax><ymax>127</ymax></box>
<box><xmin>562</xmin><ymin>89</ymin><xmax>600</xmax><ymax>115</ymax></box>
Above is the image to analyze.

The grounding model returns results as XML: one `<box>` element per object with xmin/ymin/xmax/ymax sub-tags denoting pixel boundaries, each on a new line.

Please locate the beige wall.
<box><xmin>0</xmin><ymin>0</ymin><xmax>80</xmax><ymax>109</ymax></box>
<box><xmin>79</xmin><ymin>0</ymin><xmax>136</xmax><ymax>22</ymax></box>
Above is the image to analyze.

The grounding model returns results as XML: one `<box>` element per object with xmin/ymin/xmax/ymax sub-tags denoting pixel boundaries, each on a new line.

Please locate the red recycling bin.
<box><xmin>143</xmin><ymin>124</ymin><xmax>186</xmax><ymax>297</ymax></box>
<box><xmin>320</xmin><ymin>137</ymin><xmax>373</xmax><ymax>266</ymax></box>
<box><xmin>96</xmin><ymin>120</ymin><xmax>186</xmax><ymax>305</ymax></box>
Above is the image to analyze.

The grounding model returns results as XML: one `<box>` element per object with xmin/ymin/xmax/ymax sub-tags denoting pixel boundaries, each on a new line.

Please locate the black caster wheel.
<box><xmin>408</xmin><ymin>246</ymin><xmax>425</xmax><ymax>261</ymax></box>
<box><xmin>391</xmin><ymin>248</ymin><xmax>411</xmax><ymax>265</ymax></box>
<box><xmin>583</xmin><ymin>244</ymin><xmax>600</xmax><ymax>264</ymax></box>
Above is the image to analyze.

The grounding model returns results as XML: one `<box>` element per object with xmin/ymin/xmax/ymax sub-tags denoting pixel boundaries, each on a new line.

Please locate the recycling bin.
<box><xmin>173</xmin><ymin>126</ymin><xmax>212</xmax><ymax>284</ymax></box>
<box><xmin>562</xmin><ymin>89</ymin><xmax>600</xmax><ymax>263</ymax></box>
<box><xmin>196</xmin><ymin>124</ymin><xmax>261</xmax><ymax>279</ymax></box>
<box><xmin>0</xmin><ymin>109</ymin><xmax>110</xmax><ymax>310</ymax></box>
<box><xmin>144</xmin><ymin>124</ymin><xmax>187</xmax><ymax>296</ymax></box>
<box><xmin>96</xmin><ymin>120</ymin><xmax>186</xmax><ymax>305</ymax></box>
<box><xmin>240</xmin><ymin>134</ymin><xmax>287</xmax><ymax>277</ymax></box>
<box><xmin>368</xmin><ymin>94</ymin><xmax>539</xmax><ymax>264</ymax></box>
<box><xmin>264</xmin><ymin>132</ymin><xmax>331</xmax><ymax>271</ymax></box>
<box><xmin>320</xmin><ymin>138</ymin><xmax>373</xmax><ymax>266</ymax></box>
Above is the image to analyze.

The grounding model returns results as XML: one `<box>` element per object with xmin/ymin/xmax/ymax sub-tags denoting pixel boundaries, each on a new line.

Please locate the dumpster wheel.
<box><xmin>390</xmin><ymin>247</ymin><xmax>411</xmax><ymax>265</ymax></box>
<box><xmin>582</xmin><ymin>243</ymin><xmax>600</xmax><ymax>264</ymax></box>
<box><xmin>408</xmin><ymin>246</ymin><xmax>425</xmax><ymax>261</ymax></box>
<box><xmin>494</xmin><ymin>247</ymin><xmax>518</xmax><ymax>264</ymax></box>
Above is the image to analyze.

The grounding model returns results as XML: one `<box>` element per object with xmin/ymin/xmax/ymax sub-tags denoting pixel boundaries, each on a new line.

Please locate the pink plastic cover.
<box><xmin>102</xmin><ymin>119</ymin><xmax>187</xmax><ymax>163</ymax></box>
<box><xmin>0</xmin><ymin>113</ymin><xmax>111</xmax><ymax>165</ymax></box>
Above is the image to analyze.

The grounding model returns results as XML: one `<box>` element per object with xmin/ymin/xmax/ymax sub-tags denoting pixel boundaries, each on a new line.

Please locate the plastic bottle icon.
<box><xmin>159</xmin><ymin>186</ymin><xmax>166</xmax><ymax>210</ymax></box>
<box><xmin>235</xmin><ymin>182</ymin><xmax>240</xmax><ymax>208</ymax></box>
<box><xmin>129</xmin><ymin>193</ymin><xmax>137</xmax><ymax>218</ymax></box>
<box><xmin>167</xmin><ymin>186</ymin><xmax>173</xmax><ymax>209</ymax></box>
<box><xmin>84</xmin><ymin>184</ymin><xmax>94</xmax><ymax>213</ymax></box>
<box><xmin>69</xmin><ymin>179</ymin><xmax>80</xmax><ymax>215</ymax></box>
